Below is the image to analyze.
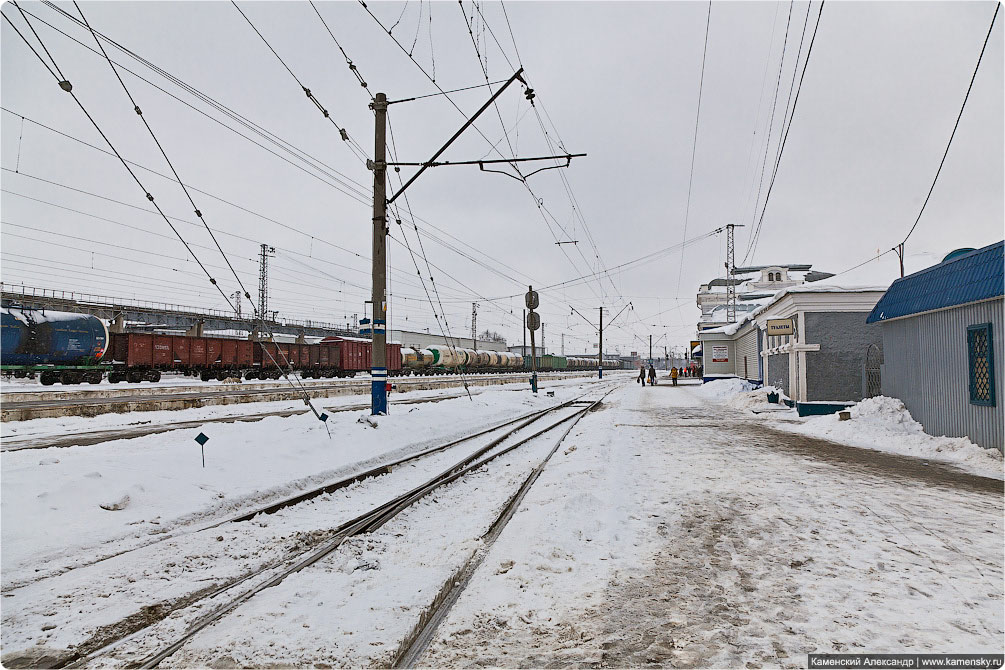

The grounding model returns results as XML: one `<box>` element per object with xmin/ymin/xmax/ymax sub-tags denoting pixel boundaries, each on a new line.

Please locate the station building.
<box><xmin>698</xmin><ymin>285</ymin><xmax>887</xmax><ymax>413</ymax></box>
<box><xmin>866</xmin><ymin>242</ymin><xmax>1004</xmax><ymax>451</ymax></box>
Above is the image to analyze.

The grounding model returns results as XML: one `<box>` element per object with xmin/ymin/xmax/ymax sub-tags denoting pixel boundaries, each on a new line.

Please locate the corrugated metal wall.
<box><xmin>735</xmin><ymin>329</ymin><xmax>760</xmax><ymax>381</ymax></box>
<box><xmin>880</xmin><ymin>299</ymin><xmax>1003</xmax><ymax>451</ymax></box>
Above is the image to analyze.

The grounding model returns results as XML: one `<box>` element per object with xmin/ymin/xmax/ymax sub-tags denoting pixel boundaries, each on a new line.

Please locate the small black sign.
<box><xmin>194</xmin><ymin>432</ymin><xmax>209</xmax><ymax>446</ymax></box>
<box><xmin>319</xmin><ymin>413</ymin><xmax>329</xmax><ymax>422</ymax></box>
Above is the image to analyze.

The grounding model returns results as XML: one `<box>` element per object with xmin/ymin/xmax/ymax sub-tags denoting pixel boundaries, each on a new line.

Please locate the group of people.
<box><xmin>637</xmin><ymin>364</ymin><xmax>688</xmax><ymax>387</ymax></box>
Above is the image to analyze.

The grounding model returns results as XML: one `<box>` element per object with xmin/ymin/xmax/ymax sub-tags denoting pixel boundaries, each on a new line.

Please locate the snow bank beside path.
<box><xmin>775</xmin><ymin>396</ymin><xmax>1003</xmax><ymax>480</ymax></box>
<box><xmin>696</xmin><ymin>380</ymin><xmax>1002</xmax><ymax>480</ymax></box>
<box><xmin>695</xmin><ymin>377</ymin><xmax>755</xmax><ymax>400</ymax></box>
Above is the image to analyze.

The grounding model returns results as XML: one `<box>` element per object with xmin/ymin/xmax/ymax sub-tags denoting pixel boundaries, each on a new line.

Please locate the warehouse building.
<box><xmin>866</xmin><ymin>242</ymin><xmax>1004</xmax><ymax>451</ymax></box>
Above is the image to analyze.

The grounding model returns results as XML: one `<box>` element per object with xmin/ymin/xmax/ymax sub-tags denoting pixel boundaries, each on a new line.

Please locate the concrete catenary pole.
<box><xmin>370</xmin><ymin>93</ymin><xmax>388</xmax><ymax>415</ymax></box>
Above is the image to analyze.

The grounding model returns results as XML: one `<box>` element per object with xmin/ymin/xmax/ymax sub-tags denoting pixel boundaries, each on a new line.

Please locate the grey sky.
<box><xmin>1</xmin><ymin>0</ymin><xmax>1002</xmax><ymax>355</ymax></box>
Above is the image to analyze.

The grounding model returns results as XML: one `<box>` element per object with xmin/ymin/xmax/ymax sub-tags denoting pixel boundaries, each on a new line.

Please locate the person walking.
<box><xmin>637</xmin><ymin>364</ymin><xmax>646</xmax><ymax>386</ymax></box>
<box><xmin>648</xmin><ymin>364</ymin><xmax>657</xmax><ymax>385</ymax></box>
<box><xmin>671</xmin><ymin>366</ymin><xmax>679</xmax><ymax>386</ymax></box>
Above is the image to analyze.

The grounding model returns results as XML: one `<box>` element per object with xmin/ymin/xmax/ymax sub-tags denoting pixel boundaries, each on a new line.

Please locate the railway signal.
<box><xmin>526</xmin><ymin>287</ymin><xmax>540</xmax><ymax>393</ymax></box>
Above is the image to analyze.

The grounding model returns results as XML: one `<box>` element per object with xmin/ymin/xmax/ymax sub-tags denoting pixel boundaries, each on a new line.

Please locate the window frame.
<box><xmin>967</xmin><ymin>322</ymin><xmax>996</xmax><ymax>407</ymax></box>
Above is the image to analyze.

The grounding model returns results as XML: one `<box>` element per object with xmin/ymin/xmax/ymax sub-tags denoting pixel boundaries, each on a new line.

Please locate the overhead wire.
<box><xmin>746</xmin><ymin>0</ymin><xmax>818</xmax><ymax>261</ymax></box>
<box><xmin>742</xmin><ymin>0</ymin><xmax>795</xmax><ymax>261</ymax></box>
<box><xmin>3</xmin><ymin>4</ymin><xmax>239</xmax><ymax>314</ymax></box>
<box><xmin>231</xmin><ymin>1</ymin><xmax>370</xmax><ymax>164</ymax></box>
<box><xmin>674</xmin><ymin>0</ymin><xmax>712</xmax><ymax>299</ymax></box>
<box><xmin>899</xmin><ymin>1</ymin><xmax>1000</xmax><ymax>246</ymax></box>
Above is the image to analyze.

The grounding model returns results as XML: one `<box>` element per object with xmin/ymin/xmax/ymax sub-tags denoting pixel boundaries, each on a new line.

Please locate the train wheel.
<box><xmin>127</xmin><ymin>371</ymin><xmax>144</xmax><ymax>383</ymax></box>
<box><xmin>199</xmin><ymin>370</ymin><xmax>212</xmax><ymax>382</ymax></box>
<box><xmin>59</xmin><ymin>371</ymin><xmax>82</xmax><ymax>385</ymax></box>
<box><xmin>86</xmin><ymin>372</ymin><xmax>103</xmax><ymax>384</ymax></box>
<box><xmin>40</xmin><ymin>371</ymin><xmax>58</xmax><ymax>385</ymax></box>
<box><xmin>149</xmin><ymin>370</ymin><xmax>162</xmax><ymax>382</ymax></box>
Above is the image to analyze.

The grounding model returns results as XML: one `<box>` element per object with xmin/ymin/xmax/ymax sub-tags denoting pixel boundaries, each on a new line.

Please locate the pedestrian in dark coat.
<box><xmin>648</xmin><ymin>364</ymin><xmax>657</xmax><ymax>385</ymax></box>
<box><xmin>637</xmin><ymin>365</ymin><xmax>646</xmax><ymax>386</ymax></box>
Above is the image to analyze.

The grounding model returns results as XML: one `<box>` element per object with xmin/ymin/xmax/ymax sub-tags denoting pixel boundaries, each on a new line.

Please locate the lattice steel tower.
<box><xmin>725</xmin><ymin>224</ymin><xmax>742</xmax><ymax>324</ymax></box>
<box><xmin>258</xmin><ymin>244</ymin><xmax>275</xmax><ymax>322</ymax></box>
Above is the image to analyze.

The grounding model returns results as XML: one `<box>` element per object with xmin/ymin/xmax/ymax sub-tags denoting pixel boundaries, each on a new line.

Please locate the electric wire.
<box><xmin>742</xmin><ymin>0</ymin><xmax>794</xmax><ymax>260</ymax></box>
<box><xmin>674</xmin><ymin>0</ymin><xmax>712</xmax><ymax>299</ymax></box>
<box><xmin>746</xmin><ymin>0</ymin><xmax>817</xmax><ymax>261</ymax></box>
<box><xmin>899</xmin><ymin>1</ymin><xmax>1000</xmax><ymax>246</ymax></box>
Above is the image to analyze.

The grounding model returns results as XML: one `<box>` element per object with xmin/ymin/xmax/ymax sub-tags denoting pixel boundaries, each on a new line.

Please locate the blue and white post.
<box><xmin>371</xmin><ymin>320</ymin><xmax>387</xmax><ymax>415</ymax></box>
<box><xmin>370</xmin><ymin>93</ymin><xmax>389</xmax><ymax>416</ymax></box>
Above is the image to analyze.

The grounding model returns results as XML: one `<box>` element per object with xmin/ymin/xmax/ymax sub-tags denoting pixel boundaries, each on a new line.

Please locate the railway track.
<box><xmin>2</xmin><ymin>385</ymin><xmax>616</xmax><ymax>669</ymax></box>
<box><xmin>1</xmin><ymin>371</ymin><xmax>610</xmax><ymax>421</ymax></box>
<box><xmin>0</xmin><ymin>389</ymin><xmax>479</xmax><ymax>452</ymax></box>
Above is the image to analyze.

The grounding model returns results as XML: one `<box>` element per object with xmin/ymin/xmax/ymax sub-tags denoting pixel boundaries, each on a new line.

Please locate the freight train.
<box><xmin>1</xmin><ymin>307</ymin><xmax>619</xmax><ymax>385</ymax></box>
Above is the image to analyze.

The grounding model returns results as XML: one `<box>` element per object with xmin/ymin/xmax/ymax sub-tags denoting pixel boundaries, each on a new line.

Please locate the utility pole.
<box><xmin>724</xmin><ymin>223</ymin><xmax>745</xmax><ymax>324</ymax></box>
<box><xmin>523</xmin><ymin>308</ymin><xmax>527</xmax><ymax>356</ymax></box>
<box><xmin>598</xmin><ymin>306</ymin><xmax>604</xmax><ymax>379</ymax></box>
<box><xmin>649</xmin><ymin>334</ymin><xmax>652</xmax><ymax>365</ymax></box>
<box><xmin>255</xmin><ymin>243</ymin><xmax>275</xmax><ymax>340</ymax></box>
<box><xmin>258</xmin><ymin>243</ymin><xmax>275</xmax><ymax>322</ymax></box>
<box><xmin>471</xmin><ymin>302</ymin><xmax>478</xmax><ymax>349</ymax></box>
<box><xmin>895</xmin><ymin>243</ymin><xmax>905</xmax><ymax>278</ymax></box>
<box><xmin>541</xmin><ymin>322</ymin><xmax>546</xmax><ymax>355</ymax></box>
<box><xmin>561</xmin><ymin>332</ymin><xmax>564</xmax><ymax>356</ymax></box>
<box><xmin>370</xmin><ymin>92</ymin><xmax>388</xmax><ymax>415</ymax></box>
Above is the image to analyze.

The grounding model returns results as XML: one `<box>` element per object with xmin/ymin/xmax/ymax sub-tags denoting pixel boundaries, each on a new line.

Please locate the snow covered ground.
<box><xmin>2</xmin><ymin>375</ymin><xmax>1000</xmax><ymax>667</ymax></box>
<box><xmin>0</xmin><ymin>376</ymin><xmax>608</xmax><ymax>588</ymax></box>
<box><xmin>422</xmin><ymin>382</ymin><xmax>1004</xmax><ymax>666</ymax></box>
<box><xmin>701</xmin><ymin>380</ymin><xmax>1004</xmax><ymax>480</ymax></box>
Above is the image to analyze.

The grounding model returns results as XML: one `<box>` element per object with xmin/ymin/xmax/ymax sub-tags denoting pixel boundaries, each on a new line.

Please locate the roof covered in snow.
<box><xmin>866</xmin><ymin>241</ymin><xmax>1004</xmax><ymax>323</ymax></box>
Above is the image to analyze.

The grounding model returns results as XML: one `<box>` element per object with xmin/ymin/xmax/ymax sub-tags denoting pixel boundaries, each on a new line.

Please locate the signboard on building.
<box><xmin>766</xmin><ymin>318</ymin><xmax>795</xmax><ymax>336</ymax></box>
<box><xmin>690</xmin><ymin>340</ymin><xmax>700</xmax><ymax>352</ymax></box>
<box><xmin>711</xmin><ymin>345</ymin><xmax>729</xmax><ymax>363</ymax></box>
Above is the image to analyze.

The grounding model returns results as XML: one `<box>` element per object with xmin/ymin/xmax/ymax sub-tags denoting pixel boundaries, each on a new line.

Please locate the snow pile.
<box><xmin>726</xmin><ymin>386</ymin><xmax>786</xmax><ymax>412</ymax></box>
<box><xmin>696</xmin><ymin>377</ymin><xmax>755</xmax><ymax>401</ymax></box>
<box><xmin>780</xmin><ymin>396</ymin><xmax>1003</xmax><ymax>479</ymax></box>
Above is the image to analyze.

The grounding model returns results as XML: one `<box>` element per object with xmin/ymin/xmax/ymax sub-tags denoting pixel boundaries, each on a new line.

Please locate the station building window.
<box><xmin>968</xmin><ymin>323</ymin><xmax>995</xmax><ymax>406</ymax></box>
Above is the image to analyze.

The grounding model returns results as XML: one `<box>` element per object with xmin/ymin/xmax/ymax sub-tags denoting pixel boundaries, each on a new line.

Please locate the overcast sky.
<box><xmin>2</xmin><ymin>0</ymin><xmax>1002</xmax><ymax>355</ymax></box>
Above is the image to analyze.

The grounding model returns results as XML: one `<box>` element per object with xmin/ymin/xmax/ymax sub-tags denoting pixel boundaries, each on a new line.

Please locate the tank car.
<box><xmin>1</xmin><ymin>307</ymin><xmax>109</xmax><ymax>384</ymax></box>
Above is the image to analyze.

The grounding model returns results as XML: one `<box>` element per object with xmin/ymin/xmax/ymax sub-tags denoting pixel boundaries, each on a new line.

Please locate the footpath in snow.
<box><xmin>421</xmin><ymin>379</ymin><xmax>1004</xmax><ymax>667</ymax></box>
<box><xmin>700</xmin><ymin>377</ymin><xmax>1004</xmax><ymax>480</ymax></box>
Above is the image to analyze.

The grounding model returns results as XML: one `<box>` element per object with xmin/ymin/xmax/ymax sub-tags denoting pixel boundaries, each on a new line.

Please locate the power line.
<box><xmin>675</xmin><ymin>1</ymin><xmax>712</xmax><ymax>298</ymax></box>
<box><xmin>74</xmin><ymin>1</ymin><xmax>256</xmax><ymax>312</ymax></box>
<box><xmin>2</xmin><ymin>6</ymin><xmax>239</xmax><ymax>314</ymax></box>
<box><xmin>900</xmin><ymin>1</ymin><xmax>1000</xmax><ymax>246</ymax></box>
<box><xmin>34</xmin><ymin>2</ymin><xmax>373</xmax><ymax>202</ymax></box>
<box><xmin>746</xmin><ymin>0</ymin><xmax>816</xmax><ymax>261</ymax></box>
<box><xmin>231</xmin><ymin>0</ymin><xmax>369</xmax><ymax>163</ymax></box>
<box><xmin>742</xmin><ymin>0</ymin><xmax>794</xmax><ymax>261</ymax></box>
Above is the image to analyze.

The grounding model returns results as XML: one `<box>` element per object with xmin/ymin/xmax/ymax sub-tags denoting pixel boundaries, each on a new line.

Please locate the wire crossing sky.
<box><xmin>1</xmin><ymin>1</ymin><xmax>1002</xmax><ymax>354</ymax></box>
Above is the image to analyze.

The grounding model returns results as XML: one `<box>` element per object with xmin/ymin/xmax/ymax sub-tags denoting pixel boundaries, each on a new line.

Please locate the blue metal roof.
<box><xmin>866</xmin><ymin>241</ymin><xmax>1004</xmax><ymax>323</ymax></box>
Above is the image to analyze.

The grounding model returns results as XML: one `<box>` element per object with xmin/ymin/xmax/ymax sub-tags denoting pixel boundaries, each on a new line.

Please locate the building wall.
<box><xmin>804</xmin><ymin>312</ymin><xmax>882</xmax><ymax>402</ymax></box>
<box><xmin>701</xmin><ymin>338</ymin><xmax>735</xmax><ymax>376</ymax></box>
<box><xmin>735</xmin><ymin>328</ymin><xmax>760</xmax><ymax>381</ymax></box>
<box><xmin>767</xmin><ymin>350</ymin><xmax>789</xmax><ymax>396</ymax></box>
<box><xmin>880</xmin><ymin>299</ymin><xmax>1004</xmax><ymax>451</ymax></box>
